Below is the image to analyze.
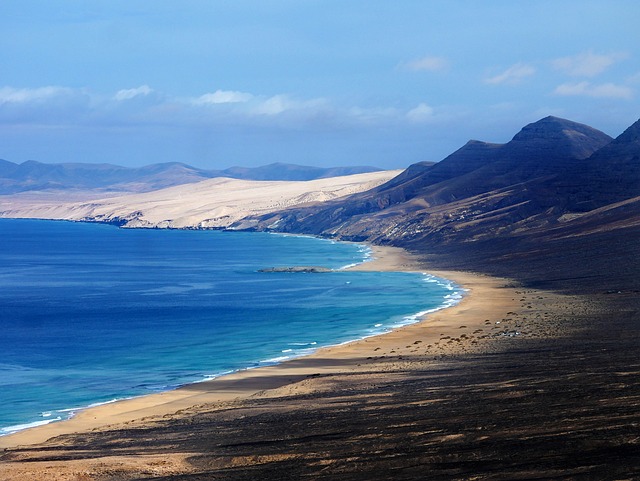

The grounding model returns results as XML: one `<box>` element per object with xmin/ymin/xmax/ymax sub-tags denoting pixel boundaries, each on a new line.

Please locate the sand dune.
<box><xmin>0</xmin><ymin>170</ymin><xmax>401</xmax><ymax>228</ymax></box>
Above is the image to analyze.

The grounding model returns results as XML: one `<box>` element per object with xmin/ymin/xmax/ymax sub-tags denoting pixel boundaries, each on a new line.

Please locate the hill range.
<box><xmin>0</xmin><ymin>159</ymin><xmax>382</xmax><ymax>195</ymax></box>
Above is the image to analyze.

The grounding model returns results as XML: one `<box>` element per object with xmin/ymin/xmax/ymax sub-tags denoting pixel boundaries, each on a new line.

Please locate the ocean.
<box><xmin>0</xmin><ymin>219</ymin><xmax>462</xmax><ymax>435</ymax></box>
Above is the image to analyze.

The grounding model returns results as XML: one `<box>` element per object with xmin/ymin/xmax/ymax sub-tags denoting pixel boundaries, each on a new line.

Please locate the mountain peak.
<box><xmin>611</xmin><ymin>118</ymin><xmax>640</xmax><ymax>144</ymax></box>
<box><xmin>508</xmin><ymin>116</ymin><xmax>612</xmax><ymax>160</ymax></box>
<box><xmin>587</xmin><ymin>118</ymin><xmax>640</xmax><ymax>166</ymax></box>
<box><xmin>513</xmin><ymin>116</ymin><xmax>604</xmax><ymax>140</ymax></box>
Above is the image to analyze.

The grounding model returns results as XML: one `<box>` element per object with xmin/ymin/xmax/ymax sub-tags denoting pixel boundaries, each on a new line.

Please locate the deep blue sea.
<box><xmin>0</xmin><ymin>219</ymin><xmax>462</xmax><ymax>435</ymax></box>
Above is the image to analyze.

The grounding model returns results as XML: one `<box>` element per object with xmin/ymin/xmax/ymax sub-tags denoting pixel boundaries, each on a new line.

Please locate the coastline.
<box><xmin>0</xmin><ymin>244</ymin><xmax>514</xmax><ymax>451</ymax></box>
<box><xmin>4</xmin><ymin>237</ymin><xmax>630</xmax><ymax>481</ymax></box>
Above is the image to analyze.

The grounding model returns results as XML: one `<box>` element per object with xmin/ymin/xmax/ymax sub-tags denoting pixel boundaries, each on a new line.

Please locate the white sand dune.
<box><xmin>0</xmin><ymin>170</ymin><xmax>401</xmax><ymax>228</ymax></box>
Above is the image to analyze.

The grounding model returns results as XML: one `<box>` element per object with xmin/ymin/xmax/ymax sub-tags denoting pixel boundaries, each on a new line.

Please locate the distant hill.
<box><xmin>217</xmin><ymin>162</ymin><xmax>382</xmax><ymax>181</ymax></box>
<box><xmin>0</xmin><ymin>161</ymin><xmax>214</xmax><ymax>195</ymax></box>
<box><xmin>0</xmin><ymin>160</ymin><xmax>381</xmax><ymax>195</ymax></box>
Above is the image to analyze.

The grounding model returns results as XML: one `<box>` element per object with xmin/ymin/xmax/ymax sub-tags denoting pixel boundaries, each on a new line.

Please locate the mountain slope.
<box><xmin>242</xmin><ymin>116</ymin><xmax>639</xmax><ymax>294</ymax></box>
<box><xmin>564</xmin><ymin>118</ymin><xmax>640</xmax><ymax>211</ymax></box>
<box><xmin>247</xmin><ymin>116</ymin><xmax>616</xmax><ymax>241</ymax></box>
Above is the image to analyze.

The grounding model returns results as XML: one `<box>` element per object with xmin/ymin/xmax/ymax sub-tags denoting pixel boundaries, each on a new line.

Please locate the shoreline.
<box><xmin>0</xmin><ymin>240</ymin><xmax>459</xmax><ymax>440</ymax></box>
<box><xmin>0</xmin><ymin>243</ymin><xmax>520</xmax><ymax>451</ymax></box>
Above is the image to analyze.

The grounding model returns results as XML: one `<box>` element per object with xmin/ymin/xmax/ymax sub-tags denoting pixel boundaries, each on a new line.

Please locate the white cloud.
<box><xmin>552</xmin><ymin>51</ymin><xmax>627</xmax><ymax>77</ymax></box>
<box><xmin>0</xmin><ymin>86</ymin><xmax>74</xmax><ymax>103</ymax></box>
<box><xmin>251</xmin><ymin>95</ymin><xmax>329</xmax><ymax>117</ymax></box>
<box><xmin>553</xmin><ymin>81</ymin><xmax>633</xmax><ymax>99</ymax></box>
<box><xmin>193</xmin><ymin>89</ymin><xmax>253</xmax><ymax>105</ymax></box>
<box><xmin>114</xmin><ymin>85</ymin><xmax>153</xmax><ymax>101</ymax></box>
<box><xmin>0</xmin><ymin>83</ymin><xmax>444</xmax><ymax>133</ymax></box>
<box><xmin>253</xmin><ymin>95</ymin><xmax>290</xmax><ymax>115</ymax></box>
<box><xmin>406</xmin><ymin>103</ymin><xmax>434</xmax><ymax>122</ymax></box>
<box><xmin>403</xmin><ymin>56</ymin><xmax>449</xmax><ymax>72</ymax></box>
<box><xmin>347</xmin><ymin>106</ymin><xmax>400</xmax><ymax>123</ymax></box>
<box><xmin>485</xmin><ymin>63</ymin><xmax>536</xmax><ymax>85</ymax></box>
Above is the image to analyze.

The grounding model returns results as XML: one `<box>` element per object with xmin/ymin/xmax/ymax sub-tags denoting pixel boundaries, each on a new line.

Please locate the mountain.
<box><xmin>0</xmin><ymin>161</ymin><xmax>211</xmax><ymax>194</ymax></box>
<box><xmin>218</xmin><ymin>162</ymin><xmax>381</xmax><ymax>181</ymax></box>
<box><xmin>0</xmin><ymin>159</ymin><xmax>17</xmax><ymax>176</ymax></box>
<box><xmin>243</xmin><ymin>116</ymin><xmax>639</xmax><ymax>291</ymax></box>
<box><xmin>0</xmin><ymin>160</ymin><xmax>382</xmax><ymax>195</ymax></box>
<box><xmin>246</xmin><ymin>116</ymin><xmax>616</xmax><ymax>240</ymax></box>
<box><xmin>564</xmin><ymin>118</ymin><xmax>640</xmax><ymax>211</ymax></box>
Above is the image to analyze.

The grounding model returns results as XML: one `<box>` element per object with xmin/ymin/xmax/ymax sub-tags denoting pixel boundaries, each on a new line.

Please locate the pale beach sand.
<box><xmin>0</xmin><ymin>245</ymin><xmax>527</xmax><ymax>451</ymax></box>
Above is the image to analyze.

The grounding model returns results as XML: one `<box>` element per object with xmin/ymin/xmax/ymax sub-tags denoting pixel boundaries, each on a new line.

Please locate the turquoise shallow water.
<box><xmin>0</xmin><ymin>219</ymin><xmax>462</xmax><ymax>435</ymax></box>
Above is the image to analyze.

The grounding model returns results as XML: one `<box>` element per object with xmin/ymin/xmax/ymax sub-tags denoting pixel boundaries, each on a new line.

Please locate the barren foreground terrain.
<box><xmin>2</xmin><ymin>244</ymin><xmax>639</xmax><ymax>480</ymax></box>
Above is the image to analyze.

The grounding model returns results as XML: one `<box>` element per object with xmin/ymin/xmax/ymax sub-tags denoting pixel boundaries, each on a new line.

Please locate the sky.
<box><xmin>1</xmin><ymin>0</ymin><xmax>639</xmax><ymax>170</ymax></box>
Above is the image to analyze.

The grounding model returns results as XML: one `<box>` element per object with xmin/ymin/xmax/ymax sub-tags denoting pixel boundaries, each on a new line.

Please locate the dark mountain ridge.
<box><xmin>246</xmin><ymin>116</ymin><xmax>617</xmax><ymax>239</ymax></box>
<box><xmin>568</xmin><ymin>119</ymin><xmax>640</xmax><ymax>211</ymax></box>
<box><xmin>507</xmin><ymin>115</ymin><xmax>611</xmax><ymax>159</ymax></box>
<box><xmin>0</xmin><ymin>160</ymin><xmax>382</xmax><ymax>195</ymax></box>
<box><xmin>244</xmin><ymin>115</ymin><xmax>639</xmax><ymax>293</ymax></box>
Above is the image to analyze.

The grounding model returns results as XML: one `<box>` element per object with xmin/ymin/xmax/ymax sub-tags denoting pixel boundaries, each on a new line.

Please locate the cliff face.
<box><xmin>247</xmin><ymin>116</ymin><xmax>624</xmax><ymax>246</ymax></box>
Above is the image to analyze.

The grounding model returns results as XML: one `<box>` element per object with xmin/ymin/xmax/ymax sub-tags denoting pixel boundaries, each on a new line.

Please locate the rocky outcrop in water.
<box><xmin>258</xmin><ymin>266</ymin><xmax>332</xmax><ymax>273</ymax></box>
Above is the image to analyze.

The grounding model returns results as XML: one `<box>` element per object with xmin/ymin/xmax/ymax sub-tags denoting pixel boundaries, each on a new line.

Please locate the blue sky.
<box><xmin>1</xmin><ymin>1</ymin><xmax>639</xmax><ymax>169</ymax></box>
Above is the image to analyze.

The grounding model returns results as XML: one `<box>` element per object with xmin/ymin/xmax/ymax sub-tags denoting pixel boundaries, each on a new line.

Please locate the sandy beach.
<box><xmin>0</xmin><ymin>243</ymin><xmax>566</xmax><ymax>479</ymax></box>
<box><xmin>0</xmin><ymin>246</ymin><xmax>478</xmax><ymax>447</ymax></box>
<box><xmin>2</xmin><ymin>234</ymin><xmax>638</xmax><ymax>480</ymax></box>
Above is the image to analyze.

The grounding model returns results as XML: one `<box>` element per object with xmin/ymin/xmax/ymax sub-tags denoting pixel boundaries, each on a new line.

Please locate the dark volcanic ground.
<box><xmin>2</xmin><ymin>230</ymin><xmax>639</xmax><ymax>480</ymax></box>
<box><xmin>158</xmin><ymin>308</ymin><xmax>640</xmax><ymax>481</ymax></box>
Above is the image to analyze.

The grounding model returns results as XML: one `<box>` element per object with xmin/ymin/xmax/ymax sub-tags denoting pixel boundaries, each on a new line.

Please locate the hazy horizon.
<box><xmin>1</xmin><ymin>1</ymin><xmax>639</xmax><ymax>169</ymax></box>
